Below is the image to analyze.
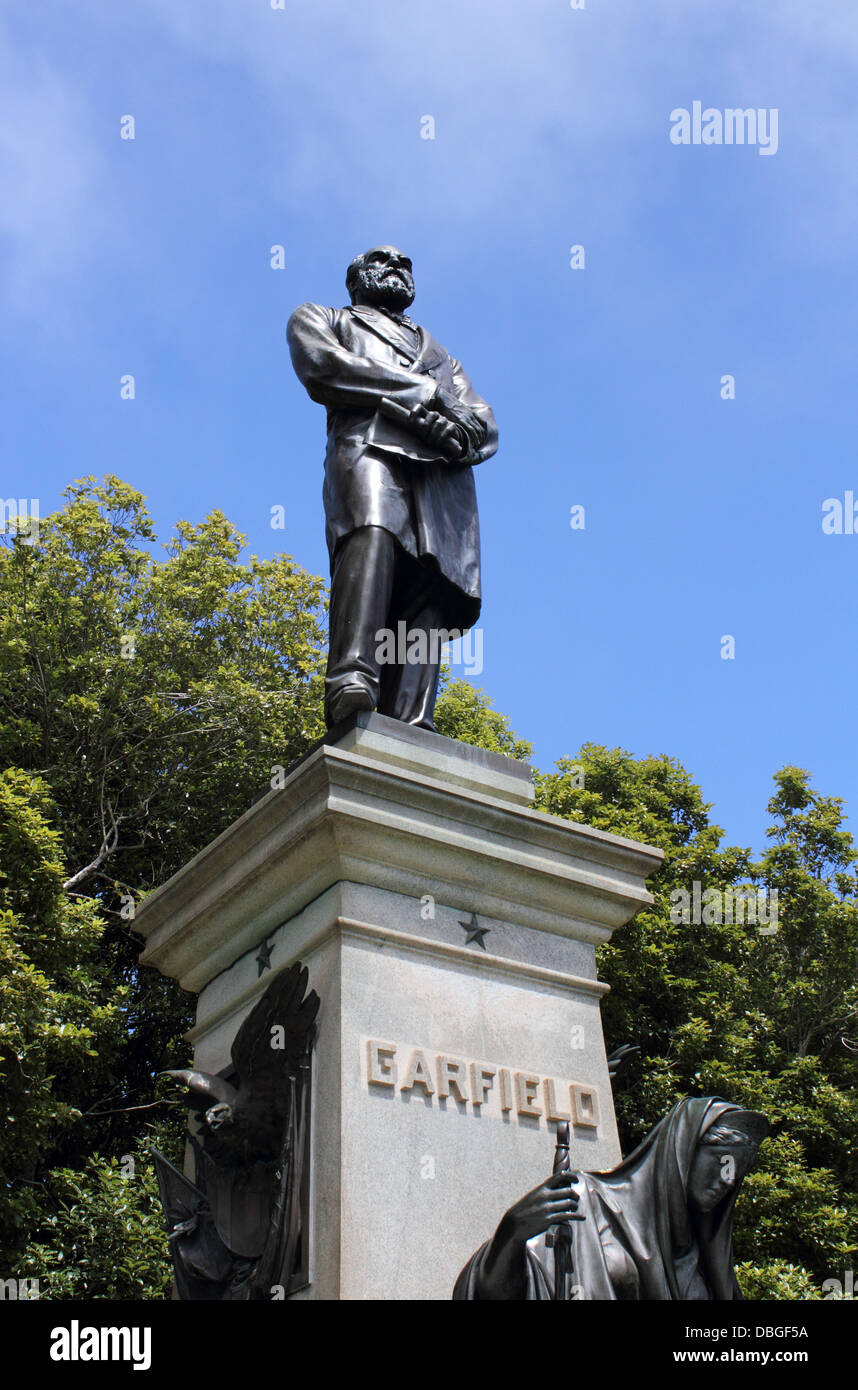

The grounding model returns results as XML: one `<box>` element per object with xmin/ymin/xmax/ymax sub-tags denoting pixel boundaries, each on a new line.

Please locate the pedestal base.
<box><xmin>138</xmin><ymin>714</ymin><xmax>662</xmax><ymax>1300</ymax></box>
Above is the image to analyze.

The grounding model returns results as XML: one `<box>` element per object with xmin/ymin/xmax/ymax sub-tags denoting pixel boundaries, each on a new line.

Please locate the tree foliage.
<box><xmin>0</xmin><ymin>478</ymin><xmax>327</xmax><ymax>1292</ymax></box>
<box><xmin>0</xmin><ymin>768</ymin><xmax>124</xmax><ymax>1259</ymax></box>
<box><xmin>17</xmin><ymin>1145</ymin><xmax>174</xmax><ymax>1301</ymax></box>
<box><xmin>434</xmin><ymin>676</ymin><xmax>533</xmax><ymax>761</ymax></box>
<box><xmin>535</xmin><ymin>748</ymin><xmax>858</xmax><ymax>1295</ymax></box>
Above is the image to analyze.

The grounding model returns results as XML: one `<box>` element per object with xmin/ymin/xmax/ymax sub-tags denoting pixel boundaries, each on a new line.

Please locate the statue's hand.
<box><xmin>429</xmin><ymin>389</ymin><xmax>487</xmax><ymax>455</ymax></box>
<box><xmin>476</xmin><ymin>1173</ymin><xmax>584</xmax><ymax>1299</ymax></box>
<box><xmin>410</xmin><ymin>404</ymin><xmax>467</xmax><ymax>460</ymax></box>
<box><xmin>497</xmin><ymin>1171</ymin><xmax>584</xmax><ymax>1248</ymax></box>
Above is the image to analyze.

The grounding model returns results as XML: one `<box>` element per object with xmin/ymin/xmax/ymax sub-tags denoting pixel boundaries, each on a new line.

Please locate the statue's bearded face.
<box><xmin>348</xmin><ymin>246</ymin><xmax>415</xmax><ymax>312</ymax></box>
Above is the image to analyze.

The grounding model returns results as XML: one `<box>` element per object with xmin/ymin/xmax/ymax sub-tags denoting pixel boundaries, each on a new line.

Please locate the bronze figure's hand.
<box><xmin>430</xmin><ymin>388</ymin><xmax>487</xmax><ymax>454</ymax></box>
<box><xmin>471</xmin><ymin>1171</ymin><xmax>584</xmax><ymax>1300</ymax></box>
<box><xmin>410</xmin><ymin>403</ymin><xmax>467</xmax><ymax>460</ymax></box>
<box><xmin>497</xmin><ymin>1171</ymin><xmax>584</xmax><ymax>1246</ymax></box>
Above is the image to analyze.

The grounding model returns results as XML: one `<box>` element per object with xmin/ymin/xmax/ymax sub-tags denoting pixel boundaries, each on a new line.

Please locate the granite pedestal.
<box><xmin>137</xmin><ymin>713</ymin><xmax>663</xmax><ymax>1300</ymax></box>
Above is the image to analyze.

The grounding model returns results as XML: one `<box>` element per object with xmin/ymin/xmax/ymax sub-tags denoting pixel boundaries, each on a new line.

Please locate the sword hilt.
<box><xmin>549</xmin><ymin>1121</ymin><xmax>575</xmax><ymax>1300</ymax></box>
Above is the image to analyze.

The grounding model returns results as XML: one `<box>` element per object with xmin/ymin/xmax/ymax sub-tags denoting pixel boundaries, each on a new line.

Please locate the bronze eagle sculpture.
<box><xmin>152</xmin><ymin>961</ymin><xmax>320</xmax><ymax>1300</ymax></box>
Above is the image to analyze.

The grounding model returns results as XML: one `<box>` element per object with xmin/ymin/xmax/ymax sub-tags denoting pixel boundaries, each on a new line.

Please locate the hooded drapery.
<box><xmin>454</xmin><ymin>1097</ymin><xmax>759</xmax><ymax>1301</ymax></box>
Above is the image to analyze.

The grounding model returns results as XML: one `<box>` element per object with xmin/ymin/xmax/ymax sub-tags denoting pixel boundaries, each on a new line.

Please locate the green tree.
<box><xmin>434</xmin><ymin>676</ymin><xmax>533</xmax><ymax>761</ymax></box>
<box><xmin>0</xmin><ymin>768</ymin><xmax>123</xmax><ymax>1264</ymax></box>
<box><xmin>754</xmin><ymin>768</ymin><xmax>858</xmax><ymax>1069</ymax></box>
<box><xmin>17</xmin><ymin>1143</ymin><xmax>174</xmax><ymax>1301</ymax></box>
<box><xmin>0</xmin><ymin>476</ymin><xmax>326</xmax><ymax>902</ymax></box>
<box><xmin>535</xmin><ymin>746</ymin><xmax>858</xmax><ymax>1297</ymax></box>
<box><xmin>0</xmin><ymin>477</ymin><xmax>327</xmax><ymax>1136</ymax></box>
<box><xmin>0</xmin><ymin>478</ymin><xmax>327</xmax><ymax>1291</ymax></box>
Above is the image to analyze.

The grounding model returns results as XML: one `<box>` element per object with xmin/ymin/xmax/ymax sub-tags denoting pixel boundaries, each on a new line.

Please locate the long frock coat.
<box><xmin>287</xmin><ymin>301</ymin><xmax>498</xmax><ymax>630</ymax></box>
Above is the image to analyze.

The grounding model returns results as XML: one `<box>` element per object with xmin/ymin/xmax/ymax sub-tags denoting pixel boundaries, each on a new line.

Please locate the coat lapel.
<box><xmin>412</xmin><ymin>330</ymin><xmax>448</xmax><ymax>375</ymax></box>
<box><xmin>347</xmin><ymin>305</ymin><xmax>416</xmax><ymax>358</ymax></box>
<box><xmin>345</xmin><ymin>307</ymin><xmax>451</xmax><ymax>384</ymax></box>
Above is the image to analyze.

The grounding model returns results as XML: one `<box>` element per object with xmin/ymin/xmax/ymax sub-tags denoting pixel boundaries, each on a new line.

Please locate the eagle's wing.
<box><xmin>152</xmin><ymin>1147</ymin><xmax>205</xmax><ymax>1230</ymax></box>
<box><xmin>607</xmin><ymin>1043</ymin><xmax>640</xmax><ymax>1085</ymax></box>
<box><xmin>230</xmin><ymin>962</ymin><xmax>320</xmax><ymax>1103</ymax></box>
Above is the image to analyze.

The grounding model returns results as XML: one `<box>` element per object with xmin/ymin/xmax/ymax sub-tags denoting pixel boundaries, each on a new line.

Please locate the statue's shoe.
<box><xmin>326</xmin><ymin>685</ymin><xmax>375</xmax><ymax>727</ymax></box>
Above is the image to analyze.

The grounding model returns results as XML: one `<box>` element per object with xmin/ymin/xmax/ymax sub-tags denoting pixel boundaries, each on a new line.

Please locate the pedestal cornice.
<box><xmin>137</xmin><ymin>729</ymin><xmax>664</xmax><ymax>993</ymax></box>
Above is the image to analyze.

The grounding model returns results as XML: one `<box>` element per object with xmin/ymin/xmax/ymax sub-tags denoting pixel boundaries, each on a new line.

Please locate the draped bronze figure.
<box><xmin>454</xmin><ymin>1097</ymin><xmax>769</xmax><ymax>1300</ymax></box>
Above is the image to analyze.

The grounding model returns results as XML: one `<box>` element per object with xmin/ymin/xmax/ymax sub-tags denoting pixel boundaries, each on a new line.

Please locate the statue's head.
<box><xmin>687</xmin><ymin>1109</ymin><xmax>768</xmax><ymax>1215</ymax></box>
<box><xmin>346</xmin><ymin>245</ymin><xmax>415</xmax><ymax>312</ymax></box>
<box><xmin>204</xmin><ymin>1101</ymin><xmax>234</xmax><ymax>1130</ymax></box>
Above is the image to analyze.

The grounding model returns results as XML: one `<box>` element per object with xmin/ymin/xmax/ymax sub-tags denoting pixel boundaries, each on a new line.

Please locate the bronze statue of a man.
<box><xmin>287</xmin><ymin>247</ymin><xmax>498</xmax><ymax>730</ymax></box>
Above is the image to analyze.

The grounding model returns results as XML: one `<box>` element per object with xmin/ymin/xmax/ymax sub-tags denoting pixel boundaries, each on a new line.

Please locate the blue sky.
<box><xmin>2</xmin><ymin>1</ymin><xmax>857</xmax><ymax>855</ymax></box>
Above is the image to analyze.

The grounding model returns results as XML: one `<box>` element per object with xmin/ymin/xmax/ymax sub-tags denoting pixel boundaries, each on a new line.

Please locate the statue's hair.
<box><xmin>700</xmin><ymin>1124</ymin><xmax>755</xmax><ymax>1147</ymax></box>
<box><xmin>700</xmin><ymin>1110</ymin><xmax>768</xmax><ymax>1150</ymax></box>
<box><xmin>345</xmin><ymin>251</ymin><xmax>368</xmax><ymax>302</ymax></box>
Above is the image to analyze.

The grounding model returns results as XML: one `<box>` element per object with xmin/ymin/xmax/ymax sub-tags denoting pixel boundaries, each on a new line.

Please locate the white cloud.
<box><xmin>2</xmin><ymin>0</ymin><xmax>858</xmax><ymax>328</ymax></box>
<box><xmin>0</xmin><ymin>25</ymin><xmax>115</xmax><ymax>328</ymax></box>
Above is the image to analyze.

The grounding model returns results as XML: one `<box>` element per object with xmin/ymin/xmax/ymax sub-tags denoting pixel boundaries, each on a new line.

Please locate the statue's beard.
<box><xmin>354</xmin><ymin>267</ymin><xmax>415</xmax><ymax>313</ymax></box>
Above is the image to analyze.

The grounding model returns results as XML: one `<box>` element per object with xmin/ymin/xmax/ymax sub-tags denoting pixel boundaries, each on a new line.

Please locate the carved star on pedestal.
<box><xmin>458</xmin><ymin>912</ymin><xmax>489</xmax><ymax>951</ymax></box>
<box><xmin>256</xmin><ymin>937</ymin><xmax>275</xmax><ymax>977</ymax></box>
